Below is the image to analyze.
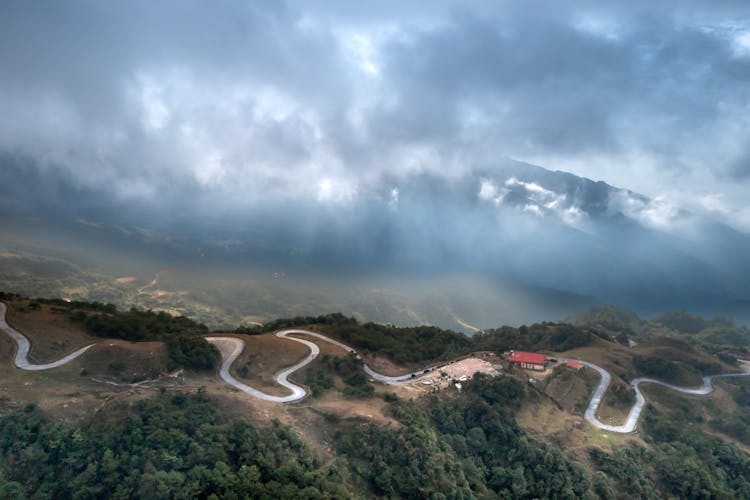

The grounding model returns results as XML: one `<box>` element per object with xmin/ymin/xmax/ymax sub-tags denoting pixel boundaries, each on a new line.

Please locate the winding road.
<box><xmin>206</xmin><ymin>332</ymin><xmax>321</xmax><ymax>403</ymax></box>
<box><xmin>207</xmin><ymin>330</ymin><xmax>750</xmax><ymax>433</ymax></box>
<box><xmin>578</xmin><ymin>359</ymin><xmax>750</xmax><ymax>433</ymax></box>
<box><xmin>206</xmin><ymin>329</ymin><xmax>434</xmax><ymax>402</ymax></box>
<box><xmin>0</xmin><ymin>302</ymin><xmax>95</xmax><ymax>371</ymax></box>
<box><xmin>2</xmin><ymin>300</ymin><xmax>749</xmax><ymax>433</ymax></box>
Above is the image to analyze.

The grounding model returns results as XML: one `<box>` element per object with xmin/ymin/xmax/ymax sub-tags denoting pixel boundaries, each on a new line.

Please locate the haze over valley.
<box><xmin>3</xmin><ymin>157</ymin><xmax>750</xmax><ymax>329</ymax></box>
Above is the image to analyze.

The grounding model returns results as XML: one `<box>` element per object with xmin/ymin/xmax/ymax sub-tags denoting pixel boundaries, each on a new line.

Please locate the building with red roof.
<box><xmin>508</xmin><ymin>351</ymin><xmax>548</xmax><ymax>371</ymax></box>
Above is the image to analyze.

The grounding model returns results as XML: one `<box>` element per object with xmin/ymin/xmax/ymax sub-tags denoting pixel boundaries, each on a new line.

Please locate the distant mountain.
<box><xmin>1</xmin><ymin>156</ymin><xmax>749</xmax><ymax>326</ymax></box>
<box><xmin>567</xmin><ymin>304</ymin><xmax>750</xmax><ymax>349</ymax></box>
<box><xmin>315</xmin><ymin>159</ymin><xmax>750</xmax><ymax>321</ymax></box>
<box><xmin>465</xmin><ymin>160</ymin><xmax>750</xmax><ymax>320</ymax></box>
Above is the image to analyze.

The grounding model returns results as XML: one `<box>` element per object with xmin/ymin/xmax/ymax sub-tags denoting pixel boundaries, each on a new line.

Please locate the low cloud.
<box><xmin>0</xmin><ymin>0</ymin><xmax>749</xmax><ymax>235</ymax></box>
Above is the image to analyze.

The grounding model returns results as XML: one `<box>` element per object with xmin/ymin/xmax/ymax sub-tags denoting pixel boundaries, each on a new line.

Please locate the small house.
<box><xmin>508</xmin><ymin>351</ymin><xmax>548</xmax><ymax>371</ymax></box>
<box><xmin>565</xmin><ymin>360</ymin><xmax>583</xmax><ymax>370</ymax></box>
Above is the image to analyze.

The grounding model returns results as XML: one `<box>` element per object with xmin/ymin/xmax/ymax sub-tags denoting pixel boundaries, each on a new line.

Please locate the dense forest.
<box><xmin>77</xmin><ymin>308</ymin><xmax>219</xmax><ymax>371</ymax></box>
<box><xmin>241</xmin><ymin>311</ymin><xmax>602</xmax><ymax>367</ymax></box>
<box><xmin>338</xmin><ymin>375</ymin><xmax>592</xmax><ymax>498</ymax></box>
<box><xmin>0</xmin><ymin>393</ymin><xmax>349</xmax><ymax>498</ymax></box>
<box><xmin>326</xmin><ymin>319</ymin><xmax>600</xmax><ymax>366</ymax></box>
<box><xmin>303</xmin><ymin>353</ymin><xmax>375</xmax><ymax>398</ymax></box>
<box><xmin>0</xmin><ymin>375</ymin><xmax>748</xmax><ymax>498</ymax></box>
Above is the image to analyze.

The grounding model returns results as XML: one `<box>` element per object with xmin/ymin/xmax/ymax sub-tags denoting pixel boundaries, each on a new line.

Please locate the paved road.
<box><xmin>208</xmin><ymin>328</ymin><xmax>432</xmax><ymax>403</ymax></box>
<box><xmin>577</xmin><ymin>358</ymin><xmax>750</xmax><ymax>433</ymax></box>
<box><xmin>288</xmin><ymin>329</ymin><xmax>442</xmax><ymax>384</ymax></box>
<box><xmin>6</xmin><ymin>298</ymin><xmax>744</xmax><ymax>420</ymax></box>
<box><xmin>0</xmin><ymin>302</ymin><xmax>95</xmax><ymax>371</ymax></box>
<box><xmin>207</xmin><ymin>334</ymin><xmax>316</xmax><ymax>403</ymax></box>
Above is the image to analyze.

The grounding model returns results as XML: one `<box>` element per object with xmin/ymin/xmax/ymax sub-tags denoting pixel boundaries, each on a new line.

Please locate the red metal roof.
<box><xmin>509</xmin><ymin>351</ymin><xmax>547</xmax><ymax>365</ymax></box>
<box><xmin>566</xmin><ymin>360</ymin><xmax>583</xmax><ymax>368</ymax></box>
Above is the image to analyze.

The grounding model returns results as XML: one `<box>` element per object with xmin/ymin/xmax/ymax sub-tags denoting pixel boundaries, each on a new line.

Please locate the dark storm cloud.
<box><xmin>368</xmin><ymin>4</ymin><xmax>749</xmax><ymax>158</ymax></box>
<box><xmin>1</xmin><ymin>0</ymin><xmax>750</xmax><ymax>230</ymax></box>
<box><xmin>729</xmin><ymin>148</ymin><xmax>750</xmax><ymax>180</ymax></box>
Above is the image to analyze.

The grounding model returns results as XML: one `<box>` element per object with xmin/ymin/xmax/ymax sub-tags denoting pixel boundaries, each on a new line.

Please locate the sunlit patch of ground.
<box><xmin>241</xmin><ymin>315</ymin><xmax>265</xmax><ymax>326</ymax></box>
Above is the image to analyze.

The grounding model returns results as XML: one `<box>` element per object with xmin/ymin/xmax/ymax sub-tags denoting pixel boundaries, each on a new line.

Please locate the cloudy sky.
<box><xmin>2</xmin><ymin>0</ymin><xmax>750</xmax><ymax>230</ymax></box>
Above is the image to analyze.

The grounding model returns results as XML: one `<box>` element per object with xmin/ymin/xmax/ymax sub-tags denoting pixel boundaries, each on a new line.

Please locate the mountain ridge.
<box><xmin>2</xmin><ymin>157</ymin><xmax>749</xmax><ymax>325</ymax></box>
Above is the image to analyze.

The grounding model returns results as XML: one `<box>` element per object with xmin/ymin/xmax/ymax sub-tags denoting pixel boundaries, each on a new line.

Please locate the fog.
<box><xmin>3</xmin><ymin>157</ymin><xmax>749</xmax><ymax>328</ymax></box>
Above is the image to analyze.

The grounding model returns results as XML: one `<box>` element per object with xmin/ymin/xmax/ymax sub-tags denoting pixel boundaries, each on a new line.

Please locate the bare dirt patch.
<box><xmin>79</xmin><ymin>340</ymin><xmax>170</xmax><ymax>383</ymax></box>
<box><xmin>392</xmin><ymin>357</ymin><xmax>501</xmax><ymax>399</ymax></box>
<box><xmin>229</xmin><ymin>333</ymin><xmax>310</xmax><ymax>397</ymax></box>
<box><xmin>306</xmin><ymin>398</ymin><xmax>398</xmax><ymax>426</ymax></box>
<box><xmin>361</xmin><ymin>354</ymin><xmax>413</xmax><ymax>376</ymax></box>
<box><xmin>541</xmin><ymin>365</ymin><xmax>596</xmax><ymax>414</ymax></box>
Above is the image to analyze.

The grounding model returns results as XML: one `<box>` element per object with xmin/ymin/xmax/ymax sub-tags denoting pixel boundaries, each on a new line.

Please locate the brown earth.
<box><xmin>0</xmin><ymin>311</ymin><xmax>403</xmax><ymax>458</ymax></box>
<box><xmin>541</xmin><ymin>365</ymin><xmax>596</xmax><ymax>414</ymax></box>
<box><xmin>361</xmin><ymin>354</ymin><xmax>414</xmax><ymax>376</ymax></box>
<box><xmin>6</xmin><ymin>300</ymin><xmax>96</xmax><ymax>363</ymax></box>
<box><xmin>290</xmin><ymin>333</ymin><xmax>351</xmax><ymax>358</ymax></box>
<box><xmin>304</xmin><ymin>399</ymin><xmax>398</xmax><ymax>426</ymax></box>
<box><xmin>79</xmin><ymin>340</ymin><xmax>170</xmax><ymax>383</ymax></box>
<box><xmin>227</xmin><ymin>333</ymin><xmax>310</xmax><ymax>397</ymax></box>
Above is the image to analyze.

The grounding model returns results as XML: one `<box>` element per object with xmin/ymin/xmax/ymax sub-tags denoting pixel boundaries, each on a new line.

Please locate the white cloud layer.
<box><xmin>0</xmin><ymin>0</ymin><xmax>749</xmax><ymax>232</ymax></box>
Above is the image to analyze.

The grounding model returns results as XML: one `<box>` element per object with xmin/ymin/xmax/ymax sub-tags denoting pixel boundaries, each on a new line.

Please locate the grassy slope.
<box><xmin>6</xmin><ymin>299</ymin><xmax>95</xmax><ymax>362</ymax></box>
<box><xmin>228</xmin><ymin>333</ymin><xmax>310</xmax><ymax>397</ymax></box>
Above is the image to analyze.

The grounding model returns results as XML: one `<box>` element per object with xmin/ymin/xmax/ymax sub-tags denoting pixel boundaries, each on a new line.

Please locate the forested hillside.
<box><xmin>255</xmin><ymin>312</ymin><xmax>603</xmax><ymax>366</ymax></box>
<box><xmin>1</xmin><ymin>376</ymin><xmax>749</xmax><ymax>498</ymax></box>
<box><xmin>568</xmin><ymin>305</ymin><xmax>750</xmax><ymax>357</ymax></box>
<box><xmin>1</xmin><ymin>294</ymin><xmax>749</xmax><ymax>498</ymax></box>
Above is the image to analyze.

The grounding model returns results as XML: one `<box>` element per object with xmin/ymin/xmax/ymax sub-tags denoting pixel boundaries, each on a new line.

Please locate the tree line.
<box><xmin>0</xmin><ymin>293</ymin><xmax>219</xmax><ymax>371</ymax></box>
<box><xmin>0</xmin><ymin>368</ymin><xmax>748</xmax><ymax>497</ymax></box>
